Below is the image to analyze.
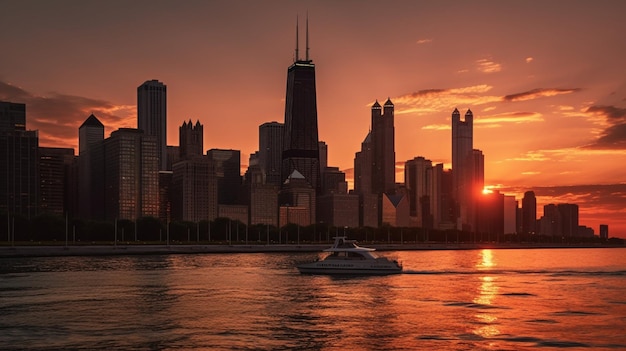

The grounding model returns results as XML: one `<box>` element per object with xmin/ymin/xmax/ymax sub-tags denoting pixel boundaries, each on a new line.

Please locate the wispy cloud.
<box><xmin>525</xmin><ymin>57</ymin><xmax>534</xmax><ymax>63</ymax></box>
<box><xmin>422</xmin><ymin>124</ymin><xmax>450</xmax><ymax>131</ymax></box>
<box><xmin>393</xmin><ymin>85</ymin><xmax>501</xmax><ymax>115</ymax></box>
<box><xmin>476</xmin><ymin>58</ymin><xmax>502</xmax><ymax>73</ymax></box>
<box><xmin>503</xmin><ymin>88</ymin><xmax>581</xmax><ymax>102</ymax></box>
<box><xmin>0</xmin><ymin>80</ymin><xmax>135</xmax><ymax>149</ymax></box>
<box><xmin>475</xmin><ymin>111</ymin><xmax>543</xmax><ymax>125</ymax></box>
<box><xmin>416</xmin><ymin>38</ymin><xmax>432</xmax><ymax>45</ymax></box>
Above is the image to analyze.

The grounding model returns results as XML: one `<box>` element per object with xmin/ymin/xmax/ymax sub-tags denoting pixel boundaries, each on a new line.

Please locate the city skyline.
<box><xmin>1</xmin><ymin>1</ymin><xmax>625</xmax><ymax>236</ymax></box>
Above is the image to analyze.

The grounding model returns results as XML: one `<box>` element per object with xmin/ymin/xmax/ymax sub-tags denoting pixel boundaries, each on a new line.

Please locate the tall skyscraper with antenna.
<box><xmin>281</xmin><ymin>15</ymin><xmax>320</xmax><ymax>194</ymax></box>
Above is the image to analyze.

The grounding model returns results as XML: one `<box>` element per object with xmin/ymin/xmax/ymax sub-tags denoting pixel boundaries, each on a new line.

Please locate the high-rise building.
<box><xmin>316</xmin><ymin>193</ymin><xmax>359</xmax><ymax>228</ymax></box>
<box><xmin>39</xmin><ymin>147</ymin><xmax>74</xmax><ymax>216</ymax></box>
<box><xmin>0</xmin><ymin>101</ymin><xmax>38</xmax><ymax>218</ymax></box>
<box><xmin>79</xmin><ymin>114</ymin><xmax>104</xmax><ymax>157</ymax></box>
<box><xmin>78</xmin><ymin>114</ymin><xmax>104</xmax><ymax>220</ymax></box>
<box><xmin>244</xmin><ymin>161</ymin><xmax>279</xmax><ymax>226</ymax></box>
<box><xmin>541</xmin><ymin>204</ymin><xmax>560</xmax><ymax>237</ymax></box>
<box><xmin>452</xmin><ymin>108</ymin><xmax>474</xmax><ymax>231</ymax></box>
<box><xmin>258</xmin><ymin>122</ymin><xmax>284</xmax><ymax>186</ymax></box>
<box><xmin>103</xmin><ymin>128</ymin><xmax>159</xmax><ymax>220</ymax></box>
<box><xmin>137</xmin><ymin>79</ymin><xmax>167</xmax><ymax>170</ymax></box>
<box><xmin>405</xmin><ymin>156</ymin><xmax>434</xmax><ymax>229</ymax></box>
<box><xmin>557</xmin><ymin>203</ymin><xmax>579</xmax><ymax>237</ymax></box>
<box><xmin>321</xmin><ymin>166</ymin><xmax>348</xmax><ymax>195</ymax></box>
<box><xmin>503</xmin><ymin>195</ymin><xmax>518</xmax><ymax>235</ymax></box>
<box><xmin>179</xmin><ymin>120</ymin><xmax>203</xmax><ymax>159</ymax></box>
<box><xmin>208</xmin><ymin>149</ymin><xmax>242</xmax><ymax>205</ymax></box>
<box><xmin>381</xmin><ymin>193</ymin><xmax>409</xmax><ymax>227</ymax></box>
<box><xmin>371</xmin><ymin>99</ymin><xmax>396</xmax><ymax>195</ymax></box>
<box><xmin>599</xmin><ymin>224</ymin><xmax>609</xmax><ymax>240</ymax></box>
<box><xmin>0</xmin><ymin>101</ymin><xmax>26</xmax><ymax>131</ymax></box>
<box><xmin>318</xmin><ymin>141</ymin><xmax>328</xmax><ymax>175</ymax></box>
<box><xmin>171</xmin><ymin>157</ymin><xmax>216</xmax><ymax>222</ymax></box>
<box><xmin>281</xmin><ymin>18</ymin><xmax>320</xmax><ymax>195</ymax></box>
<box><xmin>171</xmin><ymin>121</ymin><xmax>217</xmax><ymax>222</ymax></box>
<box><xmin>354</xmin><ymin>133</ymin><xmax>378</xmax><ymax>227</ymax></box>
<box><xmin>522</xmin><ymin>191</ymin><xmax>537</xmax><ymax>234</ymax></box>
<box><xmin>279</xmin><ymin>170</ymin><xmax>316</xmax><ymax>226</ymax></box>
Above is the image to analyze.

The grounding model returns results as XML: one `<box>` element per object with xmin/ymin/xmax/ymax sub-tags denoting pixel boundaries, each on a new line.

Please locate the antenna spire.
<box><xmin>306</xmin><ymin>13</ymin><xmax>310</xmax><ymax>61</ymax></box>
<box><xmin>295</xmin><ymin>15</ymin><xmax>300</xmax><ymax>62</ymax></box>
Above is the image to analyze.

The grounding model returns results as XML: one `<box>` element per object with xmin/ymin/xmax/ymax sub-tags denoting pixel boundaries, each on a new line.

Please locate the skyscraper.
<box><xmin>258</xmin><ymin>121</ymin><xmax>284</xmax><ymax>186</ymax></box>
<box><xmin>371</xmin><ymin>99</ymin><xmax>396</xmax><ymax>195</ymax></box>
<box><xmin>281</xmin><ymin>17</ymin><xmax>320</xmax><ymax>194</ymax></box>
<box><xmin>522</xmin><ymin>191</ymin><xmax>537</xmax><ymax>235</ymax></box>
<box><xmin>78</xmin><ymin>114</ymin><xmax>105</xmax><ymax>220</ymax></box>
<box><xmin>179</xmin><ymin>119</ymin><xmax>203</xmax><ymax>159</ymax></box>
<box><xmin>452</xmin><ymin>108</ymin><xmax>474</xmax><ymax>231</ymax></box>
<box><xmin>0</xmin><ymin>101</ymin><xmax>38</xmax><ymax>218</ymax></box>
<box><xmin>208</xmin><ymin>149</ymin><xmax>242</xmax><ymax>205</ymax></box>
<box><xmin>171</xmin><ymin>120</ymin><xmax>216</xmax><ymax>222</ymax></box>
<box><xmin>137</xmin><ymin>79</ymin><xmax>167</xmax><ymax>170</ymax></box>
<box><xmin>354</xmin><ymin>133</ymin><xmax>378</xmax><ymax>227</ymax></box>
<box><xmin>39</xmin><ymin>147</ymin><xmax>74</xmax><ymax>216</ymax></box>
<box><xmin>103</xmin><ymin>128</ymin><xmax>159</xmax><ymax>220</ymax></box>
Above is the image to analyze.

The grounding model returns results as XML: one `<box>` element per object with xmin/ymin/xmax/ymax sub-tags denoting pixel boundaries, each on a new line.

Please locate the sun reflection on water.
<box><xmin>473</xmin><ymin>249</ymin><xmax>500</xmax><ymax>339</ymax></box>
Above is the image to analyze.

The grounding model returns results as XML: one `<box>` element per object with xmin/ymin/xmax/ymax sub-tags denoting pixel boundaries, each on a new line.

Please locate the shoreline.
<box><xmin>1</xmin><ymin>242</ymin><xmax>623</xmax><ymax>258</ymax></box>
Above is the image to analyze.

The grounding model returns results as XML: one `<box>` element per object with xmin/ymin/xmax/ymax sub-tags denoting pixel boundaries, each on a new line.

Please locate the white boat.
<box><xmin>297</xmin><ymin>236</ymin><xmax>402</xmax><ymax>275</ymax></box>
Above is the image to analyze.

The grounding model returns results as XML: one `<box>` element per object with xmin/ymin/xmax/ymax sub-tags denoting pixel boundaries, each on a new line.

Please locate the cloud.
<box><xmin>586</xmin><ymin>105</ymin><xmax>626</xmax><ymax>121</ymax></box>
<box><xmin>0</xmin><ymin>80</ymin><xmax>135</xmax><ymax>150</ymax></box>
<box><xmin>476</xmin><ymin>58</ymin><xmax>502</xmax><ymax>73</ymax></box>
<box><xmin>475</xmin><ymin>111</ymin><xmax>543</xmax><ymax>125</ymax></box>
<box><xmin>422</xmin><ymin>124</ymin><xmax>450</xmax><ymax>131</ymax></box>
<box><xmin>584</xmin><ymin>105</ymin><xmax>626</xmax><ymax>149</ymax></box>
<box><xmin>503</xmin><ymin>88</ymin><xmax>581</xmax><ymax>102</ymax></box>
<box><xmin>416</xmin><ymin>39</ymin><xmax>432</xmax><ymax>45</ymax></box>
<box><xmin>525</xmin><ymin>57</ymin><xmax>534</xmax><ymax>63</ymax></box>
<box><xmin>393</xmin><ymin>85</ymin><xmax>582</xmax><ymax>118</ymax></box>
<box><xmin>393</xmin><ymin>85</ymin><xmax>502</xmax><ymax>115</ymax></box>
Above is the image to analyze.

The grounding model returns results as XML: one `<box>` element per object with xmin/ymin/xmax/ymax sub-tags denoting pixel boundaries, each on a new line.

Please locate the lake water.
<box><xmin>1</xmin><ymin>248</ymin><xmax>625</xmax><ymax>350</ymax></box>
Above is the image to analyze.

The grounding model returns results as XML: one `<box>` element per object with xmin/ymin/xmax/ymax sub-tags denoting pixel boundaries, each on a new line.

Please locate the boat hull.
<box><xmin>297</xmin><ymin>261</ymin><xmax>402</xmax><ymax>275</ymax></box>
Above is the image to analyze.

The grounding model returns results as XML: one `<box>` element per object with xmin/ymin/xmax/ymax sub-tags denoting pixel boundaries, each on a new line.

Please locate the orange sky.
<box><xmin>1</xmin><ymin>1</ymin><xmax>625</xmax><ymax>237</ymax></box>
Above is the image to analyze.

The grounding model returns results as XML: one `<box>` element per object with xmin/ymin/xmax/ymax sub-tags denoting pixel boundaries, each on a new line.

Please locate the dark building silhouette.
<box><xmin>171</xmin><ymin>121</ymin><xmax>217</xmax><ymax>222</ymax></box>
<box><xmin>103</xmin><ymin>128</ymin><xmax>159</xmax><ymax>220</ymax></box>
<box><xmin>208</xmin><ymin>149</ymin><xmax>242</xmax><ymax>206</ymax></box>
<box><xmin>244</xmin><ymin>159</ymin><xmax>279</xmax><ymax>226</ymax></box>
<box><xmin>281</xmin><ymin>18</ymin><xmax>320</xmax><ymax>195</ymax></box>
<box><xmin>258</xmin><ymin>121</ymin><xmax>283</xmax><ymax>186</ymax></box>
<box><xmin>599</xmin><ymin>224</ymin><xmax>608</xmax><ymax>240</ymax></box>
<box><xmin>371</xmin><ymin>99</ymin><xmax>396</xmax><ymax>195</ymax></box>
<box><xmin>279</xmin><ymin>170</ymin><xmax>315</xmax><ymax>226</ymax></box>
<box><xmin>138</xmin><ymin>79</ymin><xmax>167</xmax><ymax>170</ymax></box>
<box><xmin>477</xmin><ymin>190</ymin><xmax>505</xmax><ymax>238</ymax></box>
<box><xmin>522</xmin><ymin>191</ymin><xmax>537</xmax><ymax>234</ymax></box>
<box><xmin>0</xmin><ymin>101</ymin><xmax>39</xmax><ymax>218</ymax></box>
<box><xmin>39</xmin><ymin>147</ymin><xmax>74</xmax><ymax>216</ymax></box>
<box><xmin>179</xmin><ymin>120</ymin><xmax>203</xmax><ymax>159</ymax></box>
<box><xmin>78</xmin><ymin>114</ymin><xmax>104</xmax><ymax>220</ymax></box>
<box><xmin>558</xmin><ymin>203</ymin><xmax>579</xmax><ymax>237</ymax></box>
<box><xmin>354</xmin><ymin>133</ymin><xmax>378</xmax><ymax>227</ymax></box>
<box><xmin>452</xmin><ymin>108</ymin><xmax>475</xmax><ymax>231</ymax></box>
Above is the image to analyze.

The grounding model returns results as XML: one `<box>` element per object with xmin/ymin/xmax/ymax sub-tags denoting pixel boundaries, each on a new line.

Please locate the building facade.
<box><xmin>103</xmin><ymin>128</ymin><xmax>159</xmax><ymax>220</ymax></box>
<box><xmin>137</xmin><ymin>79</ymin><xmax>167</xmax><ymax>170</ymax></box>
<box><xmin>0</xmin><ymin>101</ymin><xmax>38</xmax><ymax>218</ymax></box>
<box><xmin>258</xmin><ymin>121</ymin><xmax>284</xmax><ymax>186</ymax></box>
<box><xmin>281</xmin><ymin>22</ymin><xmax>320</xmax><ymax>195</ymax></box>
<box><xmin>452</xmin><ymin>108</ymin><xmax>474</xmax><ymax>231</ymax></box>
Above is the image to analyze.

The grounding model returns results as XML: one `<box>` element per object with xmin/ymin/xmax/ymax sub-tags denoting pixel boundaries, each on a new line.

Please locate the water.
<box><xmin>1</xmin><ymin>248</ymin><xmax>625</xmax><ymax>350</ymax></box>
